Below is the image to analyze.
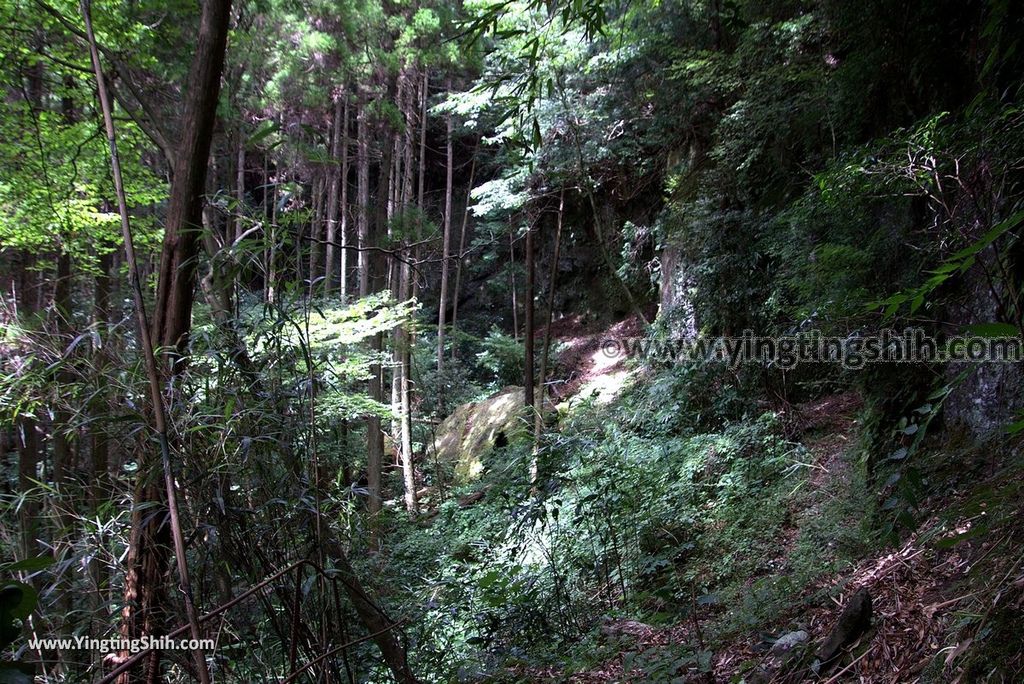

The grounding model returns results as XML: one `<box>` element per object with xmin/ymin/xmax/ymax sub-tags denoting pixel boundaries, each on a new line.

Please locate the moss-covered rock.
<box><xmin>431</xmin><ymin>386</ymin><xmax>529</xmax><ymax>482</ymax></box>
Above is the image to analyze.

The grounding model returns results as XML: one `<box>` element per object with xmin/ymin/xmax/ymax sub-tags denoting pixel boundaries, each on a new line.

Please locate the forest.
<box><xmin>1</xmin><ymin>0</ymin><xmax>1024</xmax><ymax>681</ymax></box>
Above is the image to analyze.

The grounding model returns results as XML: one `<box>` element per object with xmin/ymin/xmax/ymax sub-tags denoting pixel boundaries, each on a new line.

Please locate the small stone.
<box><xmin>771</xmin><ymin>630</ymin><xmax>808</xmax><ymax>654</ymax></box>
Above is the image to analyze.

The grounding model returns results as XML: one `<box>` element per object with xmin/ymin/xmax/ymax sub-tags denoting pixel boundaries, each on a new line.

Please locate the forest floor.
<box><xmin>394</xmin><ymin>317</ymin><xmax>1024</xmax><ymax>683</ymax></box>
<box><xmin>543</xmin><ymin>313</ymin><xmax>646</xmax><ymax>403</ymax></box>
<box><xmin>536</xmin><ymin>389</ymin><xmax>1024</xmax><ymax>683</ymax></box>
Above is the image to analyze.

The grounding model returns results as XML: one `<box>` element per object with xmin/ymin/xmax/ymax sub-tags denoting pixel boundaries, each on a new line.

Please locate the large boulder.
<box><xmin>431</xmin><ymin>386</ymin><xmax>529</xmax><ymax>482</ymax></box>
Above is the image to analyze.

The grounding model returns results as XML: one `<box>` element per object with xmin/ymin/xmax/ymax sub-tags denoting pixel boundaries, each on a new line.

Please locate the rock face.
<box><xmin>944</xmin><ymin>248</ymin><xmax>1024</xmax><ymax>439</ymax></box>
<box><xmin>431</xmin><ymin>386</ymin><xmax>529</xmax><ymax>483</ymax></box>
<box><xmin>658</xmin><ymin>244</ymin><xmax>698</xmax><ymax>339</ymax></box>
<box><xmin>816</xmin><ymin>588</ymin><xmax>872</xmax><ymax>668</ymax></box>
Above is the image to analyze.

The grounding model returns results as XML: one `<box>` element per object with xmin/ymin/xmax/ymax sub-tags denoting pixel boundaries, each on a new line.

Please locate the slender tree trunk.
<box><xmin>390</xmin><ymin>142</ymin><xmax>402</xmax><ymax>456</ymax></box>
<box><xmin>366</xmin><ymin>118</ymin><xmax>393</xmax><ymax>545</ymax></box>
<box><xmin>357</xmin><ymin>95</ymin><xmax>370</xmax><ymax>298</ymax></box>
<box><xmin>509</xmin><ymin>219</ymin><xmax>519</xmax><ymax>342</ymax></box>
<box><xmin>450</xmin><ymin>152</ymin><xmax>476</xmax><ymax>360</ymax></box>
<box><xmin>524</xmin><ymin>214</ymin><xmax>535</xmax><ymax>411</ymax></box>
<box><xmin>397</xmin><ymin>66</ymin><xmax>418</xmax><ymax>515</ymax></box>
<box><xmin>235</xmin><ymin>132</ymin><xmax>245</xmax><ymax>242</ymax></box>
<box><xmin>324</xmin><ymin>95</ymin><xmax>343</xmax><ymax>295</ymax></box>
<box><xmin>413</xmin><ymin>69</ymin><xmax>427</xmax><ymax>304</ymax></box>
<box><xmin>532</xmin><ymin>190</ymin><xmax>564</xmax><ymax>482</ymax></box>
<box><xmin>436</xmin><ymin>84</ymin><xmax>454</xmax><ymax>409</ymax></box>
<box><xmin>399</xmin><ymin>255</ymin><xmax>417</xmax><ymax>515</ymax></box>
<box><xmin>339</xmin><ymin>96</ymin><xmax>350</xmax><ymax>300</ymax></box>
<box><xmin>263</xmin><ymin>153</ymin><xmax>271</xmax><ymax>301</ymax></box>
<box><xmin>90</xmin><ymin>0</ymin><xmax>232</xmax><ymax>679</ymax></box>
<box><xmin>267</xmin><ymin>181</ymin><xmax>278</xmax><ymax>303</ymax></box>
<box><xmin>401</xmin><ymin>69</ymin><xmax>415</xmax><ymax>209</ymax></box>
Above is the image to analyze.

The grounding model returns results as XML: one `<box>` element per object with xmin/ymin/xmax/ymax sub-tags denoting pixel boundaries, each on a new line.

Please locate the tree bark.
<box><xmin>413</xmin><ymin>69</ymin><xmax>428</xmax><ymax>304</ymax></box>
<box><xmin>339</xmin><ymin>95</ymin><xmax>350</xmax><ymax>299</ymax></box>
<box><xmin>235</xmin><ymin>132</ymin><xmax>245</xmax><ymax>242</ymax></box>
<box><xmin>436</xmin><ymin>84</ymin><xmax>454</xmax><ymax>410</ymax></box>
<box><xmin>366</xmin><ymin>91</ymin><xmax>393</xmax><ymax>544</ymax></box>
<box><xmin>357</xmin><ymin>94</ymin><xmax>371</xmax><ymax>298</ymax></box>
<box><xmin>450</xmin><ymin>152</ymin><xmax>476</xmax><ymax>360</ymax></box>
<box><xmin>324</xmin><ymin>95</ymin><xmax>343</xmax><ymax>295</ymax></box>
<box><xmin>524</xmin><ymin>213</ymin><xmax>535</xmax><ymax>411</ymax></box>
<box><xmin>532</xmin><ymin>190</ymin><xmax>564</xmax><ymax>481</ymax></box>
<box><xmin>397</xmin><ymin>66</ymin><xmax>418</xmax><ymax>514</ymax></box>
<box><xmin>101</xmin><ymin>0</ymin><xmax>232</xmax><ymax>680</ymax></box>
<box><xmin>150</xmin><ymin>0</ymin><xmax>233</xmax><ymax>361</ymax></box>
<box><xmin>509</xmin><ymin>219</ymin><xmax>519</xmax><ymax>342</ymax></box>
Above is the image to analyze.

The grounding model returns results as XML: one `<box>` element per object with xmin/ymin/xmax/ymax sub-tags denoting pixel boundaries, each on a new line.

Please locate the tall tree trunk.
<box><xmin>509</xmin><ymin>219</ymin><xmax>519</xmax><ymax>342</ymax></box>
<box><xmin>150</xmin><ymin>0</ymin><xmax>232</xmax><ymax>361</ymax></box>
<box><xmin>16</xmin><ymin>253</ymin><xmax>40</xmax><ymax>557</ymax></box>
<box><xmin>268</xmin><ymin>175</ymin><xmax>278</xmax><ymax>303</ymax></box>
<box><xmin>397</xmin><ymin>66</ymin><xmax>418</xmax><ymax>515</ymax></box>
<box><xmin>339</xmin><ymin>97</ymin><xmax>350</xmax><ymax>300</ymax></box>
<box><xmin>357</xmin><ymin>94</ymin><xmax>370</xmax><ymax>298</ymax></box>
<box><xmin>235</xmin><ymin>132</ymin><xmax>245</xmax><ymax>242</ymax></box>
<box><xmin>90</xmin><ymin>247</ymin><xmax>114</xmax><ymax>615</ymax></box>
<box><xmin>413</xmin><ymin>69</ymin><xmax>428</xmax><ymax>304</ymax></box>
<box><xmin>532</xmin><ymin>190</ymin><xmax>564</xmax><ymax>482</ymax></box>
<box><xmin>399</xmin><ymin>254</ymin><xmax>417</xmax><ymax>515</ymax></box>
<box><xmin>435</xmin><ymin>84</ymin><xmax>454</xmax><ymax>410</ymax></box>
<box><xmin>105</xmin><ymin>0</ymin><xmax>232</xmax><ymax>679</ymax></box>
<box><xmin>401</xmin><ymin>68</ymin><xmax>415</xmax><ymax>209</ymax></box>
<box><xmin>390</xmin><ymin>146</ymin><xmax>402</xmax><ymax>459</ymax></box>
<box><xmin>524</xmin><ymin>214</ymin><xmax>535</xmax><ymax>411</ymax></box>
<box><xmin>324</xmin><ymin>95</ymin><xmax>343</xmax><ymax>295</ymax></box>
<box><xmin>450</xmin><ymin>152</ymin><xmax>476</xmax><ymax>360</ymax></box>
<box><xmin>366</xmin><ymin>114</ymin><xmax>393</xmax><ymax>545</ymax></box>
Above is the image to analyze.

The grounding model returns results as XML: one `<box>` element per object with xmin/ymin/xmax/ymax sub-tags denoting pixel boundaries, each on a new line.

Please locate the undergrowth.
<box><xmin>377</xmin><ymin>364</ymin><xmax>880</xmax><ymax>682</ymax></box>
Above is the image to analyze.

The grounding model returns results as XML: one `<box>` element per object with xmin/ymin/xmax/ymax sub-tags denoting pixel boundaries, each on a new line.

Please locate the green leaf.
<box><xmin>477</xmin><ymin>569</ymin><xmax>502</xmax><ymax>589</ymax></box>
<box><xmin>1</xmin><ymin>557</ymin><xmax>54</xmax><ymax>573</ymax></box>
<box><xmin>934</xmin><ymin>523</ymin><xmax>989</xmax><ymax>549</ymax></box>
<box><xmin>246</xmin><ymin>122</ymin><xmax>279</xmax><ymax>147</ymax></box>
<box><xmin>949</xmin><ymin>209</ymin><xmax>1024</xmax><ymax>260</ymax></box>
<box><xmin>1004</xmin><ymin>417</ymin><xmax>1024</xmax><ymax>434</ymax></box>
<box><xmin>888</xmin><ymin>447</ymin><xmax>908</xmax><ymax>461</ymax></box>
